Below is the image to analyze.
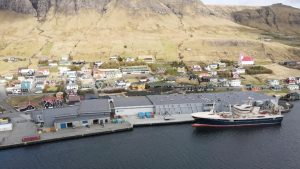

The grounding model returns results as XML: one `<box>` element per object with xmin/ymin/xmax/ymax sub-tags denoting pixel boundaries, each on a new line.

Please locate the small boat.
<box><xmin>191</xmin><ymin>99</ymin><xmax>284</xmax><ymax>128</ymax></box>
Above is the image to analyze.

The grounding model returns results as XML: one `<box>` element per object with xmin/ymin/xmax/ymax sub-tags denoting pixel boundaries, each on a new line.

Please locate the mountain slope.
<box><xmin>0</xmin><ymin>1</ymin><xmax>299</xmax><ymax>75</ymax></box>
<box><xmin>232</xmin><ymin>3</ymin><xmax>300</xmax><ymax>34</ymax></box>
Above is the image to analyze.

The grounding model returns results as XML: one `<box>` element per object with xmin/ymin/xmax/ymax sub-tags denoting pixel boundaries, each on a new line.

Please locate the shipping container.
<box><xmin>22</xmin><ymin>135</ymin><xmax>41</xmax><ymax>142</ymax></box>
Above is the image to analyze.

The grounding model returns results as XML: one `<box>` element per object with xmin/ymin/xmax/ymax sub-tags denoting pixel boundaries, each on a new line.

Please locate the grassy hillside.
<box><xmin>0</xmin><ymin>6</ymin><xmax>299</xmax><ymax>74</ymax></box>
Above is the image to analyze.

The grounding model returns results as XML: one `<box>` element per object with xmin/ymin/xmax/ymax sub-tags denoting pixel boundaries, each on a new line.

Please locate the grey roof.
<box><xmin>147</xmin><ymin>92</ymin><xmax>272</xmax><ymax>105</ymax></box>
<box><xmin>110</xmin><ymin>96</ymin><xmax>153</xmax><ymax>107</ymax></box>
<box><xmin>31</xmin><ymin>106</ymin><xmax>79</xmax><ymax>127</ymax></box>
<box><xmin>79</xmin><ymin>99</ymin><xmax>110</xmax><ymax>114</ymax></box>
<box><xmin>54</xmin><ymin>114</ymin><xmax>109</xmax><ymax>124</ymax></box>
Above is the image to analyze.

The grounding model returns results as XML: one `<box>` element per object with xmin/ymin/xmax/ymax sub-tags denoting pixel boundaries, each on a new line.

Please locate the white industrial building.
<box><xmin>110</xmin><ymin>96</ymin><xmax>154</xmax><ymax>116</ymax></box>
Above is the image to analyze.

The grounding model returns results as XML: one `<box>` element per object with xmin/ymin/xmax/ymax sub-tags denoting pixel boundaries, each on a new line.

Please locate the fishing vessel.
<box><xmin>191</xmin><ymin>99</ymin><xmax>284</xmax><ymax>128</ymax></box>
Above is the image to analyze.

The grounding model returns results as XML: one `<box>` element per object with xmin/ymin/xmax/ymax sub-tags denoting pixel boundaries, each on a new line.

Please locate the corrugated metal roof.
<box><xmin>147</xmin><ymin>92</ymin><xmax>271</xmax><ymax>105</ymax></box>
<box><xmin>79</xmin><ymin>99</ymin><xmax>110</xmax><ymax>113</ymax></box>
<box><xmin>32</xmin><ymin>106</ymin><xmax>79</xmax><ymax>127</ymax></box>
<box><xmin>110</xmin><ymin>96</ymin><xmax>153</xmax><ymax>107</ymax></box>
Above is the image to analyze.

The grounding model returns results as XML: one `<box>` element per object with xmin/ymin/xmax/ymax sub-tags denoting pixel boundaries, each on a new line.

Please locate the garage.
<box><xmin>60</xmin><ymin>123</ymin><xmax>67</xmax><ymax>129</ymax></box>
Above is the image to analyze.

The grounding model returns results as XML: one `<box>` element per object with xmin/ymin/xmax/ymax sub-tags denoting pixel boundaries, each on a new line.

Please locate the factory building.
<box><xmin>31</xmin><ymin>99</ymin><xmax>111</xmax><ymax>130</ymax></box>
<box><xmin>110</xmin><ymin>96</ymin><xmax>154</xmax><ymax>116</ymax></box>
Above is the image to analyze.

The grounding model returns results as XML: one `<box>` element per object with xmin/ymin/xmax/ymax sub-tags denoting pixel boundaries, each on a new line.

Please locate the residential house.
<box><xmin>177</xmin><ymin>67</ymin><xmax>186</xmax><ymax>74</ymax></box>
<box><xmin>268</xmin><ymin>79</ymin><xmax>280</xmax><ymax>87</ymax></box>
<box><xmin>138</xmin><ymin>55</ymin><xmax>155</xmax><ymax>64</ymax></box>
<box><xmin>80</xmin><ymin>77</ymin><xmax>95</xmax><ymax>89</ymax></box>
<box><xmin>130</xmin><ymin>82</ymin><xmax>146</xmax><ymax>91</ymax></box>
<box><xmin>230</xmin><ymin>79</ymin><xmax>242</xmax><ymax>87</ymax></box>
<box><xmin>66</xmin><ymin>91</ymin><xmax>81</xmax><ymax>105</ymax></box>
<box><xmin>94</xmin><ymin>61</ymin><xmax>103</xmax><ymax>68</ymax></box>
<box><xmin>239</xmin><ymin>54</ymin><xmax>254</xmax><ymax>66</ymax></box>
<box><xmin>232</xmin><ymin>72</ymin><xmax>240</xmax><ymax>79</ymax></box>
<box><xmin>61</xmin><ymin>55</ymin><xmax>70</xmax><ymax>61</ymax></box>
<box><xmin>58</xmin><ymin>67</ymin><xmax>70</xmax><ymax>75</ymax></box>
<box><xmin>198</xmin><ymin>73</ymin><xmax>210</xmax><ymax>78</ymax></box>
<box><xmin>49</xmin><ymin>62</ymin><xmax>58</xmax><ymax>67</ymax></box>
<box><xmin>3</xmin><ymin>74</ymin><xmax>14</xmax><ymax>80</ymax></box>
<box><xmin>209</xmin><ymin>71</ymin><xmax>217</xmax><ymax>76</ymax></box>
<box><xmin>21</xmin><ymin>79</ymin><xmax>34</xmax><ymax>92</ymax></box>
<box><xmin>121</xmin><ymin>65</ymin><xmax>151</xmax><ymax>75</ymax></box>
<box><xmin>66</xmin><ymin>82</ymin><xmax>79</xmax><ymax>92</ymax></box>
<box><xmin>233</xmin><ymin>68</ymin><xmax>246</xmax><ymax>74</ymax></box>
<box><xmin>116</xmin><ymin>80</ymin><xmax>131</xmax><ymax>89</ymax></box>
<box><xmin>287</xmin><ymin>85</ymin><xmax>299</xmax><ymax>91</ymax></box>
<box><xmin>35</xmin><ymin>82</ymin><xmax>45</xmax><ymax>90</ymax></box>
<box><xmin>209</xmin><ymin>77</ymin><xmax>218</xmax><ymax>83</ymax></box>
<box><xmin>37</xmin><ymin>67</ymin><xmax>50</xmax><ymax>76</ymax></box>
<box><xmin>93</xmin><ymin>68</ymin><xmax>122</xmax><ymax>80</ymax></box>
<box><xmin>218</xmin><ymin>62</ymin><xmax>226</xmax><ymax>68</ymax></box>
<box><xmin>126</xmin><ymin>57</ymin><xmax>135</xmax><ymax>62</ymax></box>
<box><xmin>59</xmin><ymin>60</ymin><xmax>72</xmax><ymax>66</ymax></box>
<box><xmin>208</xmin><ymin>63</ymin><xmax>218</xmax><ymax>69</ymax></box>
<box><xmin>192</xmin><ymin>65</ymin><xmax>202</xmax><ymax>72</ymax></box>
<box><xmin>19</xmin><ymin>68</ymin><xmax>35</xmax><ymax>76</ymax></box>
<box><xmin>35</xmin><ymin>75</ymin><xmax>48</xmax><ymax>83</ymax></box>
<box><xmin>219</xmin><ymin>78</ymin><xmax>229</xmax><ymax>87</ymax></box>
<box><xmin>283</xmin><ymin>61</ymin><xmax>297</xmax><ymax>67</ymax></box>
<box><xmin>80</xmin><ymin>65</ymin><xmax>92</xmax><ymax>75</ymax></box>
<box><xmin>109</xmin><ymin>56</ymin><xmax>119</xmax><ymax>62</ymax></box>
<box><xmin>296</xmin><ymin>77</ymin><xmax>300</xmax><ymax>84</ymax></box>
<box><xmin>287</xmin><ymin>77</ymin><xmax>296</xmax><ymax>85</ymax></box>
<box><xmin>156</xmin><ymin>67</ymin><xmax>166</xmax><ymax>74</ymax></box>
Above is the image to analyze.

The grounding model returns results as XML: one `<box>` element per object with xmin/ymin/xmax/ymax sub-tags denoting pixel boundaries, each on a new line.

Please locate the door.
<box><xmin>60</xmin><ymin>123</ymin><xmax>67</xmax><ymax>129</ymax></box>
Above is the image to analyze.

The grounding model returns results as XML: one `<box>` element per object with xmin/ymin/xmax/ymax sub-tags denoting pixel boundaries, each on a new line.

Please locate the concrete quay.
<box><xmin>126</xmin><ymin>114</ymin><xmax>194</xmax><ymax>127</ymax></box>
<box><xmin>0</xmin><ymin>123</ymin><xmax>133</xmax><ymax>150</ymax></box>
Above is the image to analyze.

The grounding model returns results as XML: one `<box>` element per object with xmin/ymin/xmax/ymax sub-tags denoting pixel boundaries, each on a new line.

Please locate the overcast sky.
<box><xmin>202</xmin><ymin>0</ymin><xmax>300</xmax><ymax>8</ymax></box>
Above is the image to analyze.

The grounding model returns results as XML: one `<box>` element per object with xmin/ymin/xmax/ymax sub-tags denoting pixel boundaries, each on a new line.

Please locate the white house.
<box><xmin>268</xmin><ymin>80</ymin><xmax>280</xmax><ymax>86</ymax></box>
<box><xmin>126</xmin><ymin>57</ymin><xmax>135</xmax><ymax>62</ymax></box>
<box><xmin>59</xmin><ymin>67</ymin><xmax>70</xmax><ymax>75</ymax></box>
<box><xmin>218</xmin><ymin>62</ymin><xmax>226</xmax><ymax>68</ymax></box>
<box><xmin>4</xmin><ymin>74</ymin><xmax>14</xmax><ymax>80</ymax></box>
<box><xmin>66</xmin><ymin>83</ymin><xmax>79</xmax><ymax>91</ymax></box>
<box><xmin>234</xmin><ymin>68</ymin><xmax>246</xmax><ymax>74</ymax></box>
<box><xmin>192</xmin><ymin>65</ymin><xmax>202</xmax><ymax>72</ymax></box>
<box><xmin>209</xmin><ymin>63</ymin><xmax>219</xmax><ymax>69</ymax></box>
<box><xmin>49</xmin><ymin>62</ymin><xmax>58</xmax><ymax>67</ymax></box>
<box><xmin>230</xmin><ymin>79</ymin><xmax>242</xmax><ymax>87</ymax></box>
<box><xmin>138</xmin><ymin>55</ymin><xmax>155</xmax><ymax>64</ymax></box>
<box><xmin>239</xmin><ymin>54</ymin><xmax>254</xmax><ymax>66</ymax></box>
<box><xmin>287</xmin><ymin>85</ymin><xmax>299</xmax><ymax>91</ymax></box>
<box><xmin>93</xmin><ymin>69</ymin><xmax>123</xmax><ymax>80</ymax></box>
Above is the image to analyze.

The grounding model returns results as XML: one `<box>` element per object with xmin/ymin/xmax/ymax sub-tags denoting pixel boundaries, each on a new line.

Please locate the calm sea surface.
<box><xmin>1</xmin><ymin>102</ymin><xmax>300</xmax><ymax>169</ymax></box>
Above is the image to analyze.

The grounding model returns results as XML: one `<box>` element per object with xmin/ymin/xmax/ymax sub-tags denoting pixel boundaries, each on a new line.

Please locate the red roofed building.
<box><xmin>239</xmin><ymin>54</ymin><xmax>255</xmax><ymax>66</ymax></box>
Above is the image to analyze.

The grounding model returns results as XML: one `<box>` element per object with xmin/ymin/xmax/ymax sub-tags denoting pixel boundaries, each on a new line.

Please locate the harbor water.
<box><xmin>0</xmin><ymin>102</ymin><xmax>300</xmax><ymax>169</ymax></box>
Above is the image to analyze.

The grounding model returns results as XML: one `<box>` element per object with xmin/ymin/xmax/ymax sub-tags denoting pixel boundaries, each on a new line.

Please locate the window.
<box><xmin>82</xmin><ymin>120</ymin><xmax>88</xmax><ymax>124</ymax></box>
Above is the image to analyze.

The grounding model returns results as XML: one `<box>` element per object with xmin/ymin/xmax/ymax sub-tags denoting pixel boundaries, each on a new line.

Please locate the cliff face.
<box><xmin>232</xmin><ymin>3</ymin><xmax>300</xmax><ymax>34</ymax></box>
<box><xmin>0</xmin><ymin>0</ymin><xmax>209</xmax><ymax>20</ymax></box>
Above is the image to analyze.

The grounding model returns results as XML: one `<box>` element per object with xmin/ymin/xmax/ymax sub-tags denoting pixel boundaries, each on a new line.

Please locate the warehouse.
<box><xmin>147</xmin><ymin>94</ymin><xmax>216</xmax><ymax>115</ymax></box>
<box><xmin>0</xmin><ymin>118</ymin><xmax>13</xmax><ymax>132</ymax></box>
<box><xmin>31</xmin><ymin>99</ymin><xmax>111</xmax><ymax>130</ymax></box>
<box><xmin>109</xmin><ymin>92</ymin><xmax>271</xmax><ymax>117</ymax></box>
<box><xmin>110</xmin><ymin>96</ymin><xmax>154</xmax><ymax>116</ymax></box>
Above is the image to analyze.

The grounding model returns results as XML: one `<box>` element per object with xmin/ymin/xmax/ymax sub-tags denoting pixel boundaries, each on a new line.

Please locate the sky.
<box><xmin>201</xmin><ymin>0</ymin><xmax>300</xmax><ymax>8</ymax></box>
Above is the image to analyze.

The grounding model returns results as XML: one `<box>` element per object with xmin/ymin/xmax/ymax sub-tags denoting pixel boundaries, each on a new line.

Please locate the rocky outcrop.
<box><xmin>0</xmin><ymin>0</ymin><xmax>209</xmax><ymax>20</ymax></box>
<box><xmin>232</xmin><ymin>3</ymin><xmax>300</xmax><ymax>34</ymax></box>
<box><xmin>0</xmin><ymin>0</ymin><xmax>37</xmax><ymax>15</ymax></box>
